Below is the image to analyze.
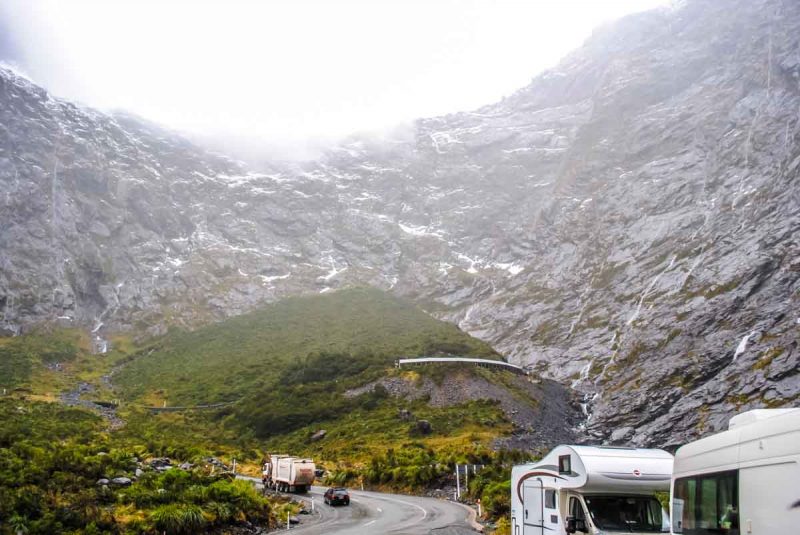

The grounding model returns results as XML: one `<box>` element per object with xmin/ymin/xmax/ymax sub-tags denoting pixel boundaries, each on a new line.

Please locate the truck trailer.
<box><xmin>511</xmin><ymin>445</ymin><xmax>673</xmax><ymax>535</ymax></box>
<box><xmin>262</xmin><ymin>454</ymin><xmax>316</xmax><ymax>493</ymax></box>
<box><xmin>671</xmin><ymin>408</ymin><xmax>800</xmax><ymax>535</ymax></box>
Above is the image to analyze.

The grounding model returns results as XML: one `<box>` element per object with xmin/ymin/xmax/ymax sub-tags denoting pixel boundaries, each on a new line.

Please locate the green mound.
<box><xmin>0</xmin><ymin>328</ymin><xmax>80</xmax><ymax>390</ymax></box>
<box><xmin>116</xmin><ymin>287</ymin><xmax>500</xmax><ymax>408</ymax></box>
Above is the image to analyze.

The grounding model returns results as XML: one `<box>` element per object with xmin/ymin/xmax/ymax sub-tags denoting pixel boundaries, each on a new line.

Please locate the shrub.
<box><xmin>482</xmin><ymin>480</ymin><xmax>511</xmax><ymax>518</ymax></box>
<box><xmin>150</xmin><ymin>504</ymin><xmax>205</xmax><ymax>534</ymax></box>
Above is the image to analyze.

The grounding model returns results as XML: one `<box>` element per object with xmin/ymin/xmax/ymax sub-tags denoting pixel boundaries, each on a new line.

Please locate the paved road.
<box><xmin>240</xmin><ymin>477</ymin><xmax>479</xmax><ymax>535</ymax></box>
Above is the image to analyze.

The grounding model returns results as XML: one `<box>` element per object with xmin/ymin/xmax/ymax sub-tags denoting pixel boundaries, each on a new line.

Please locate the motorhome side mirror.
<box><xmin>566</xmin><ymin>518</ymin><xmax>576</xmax><ymax>534</ymax></box>
<box><xmin>576</xmin><ymin>519</ymin><xmax>588</xmax><ymax>533</ymax></box>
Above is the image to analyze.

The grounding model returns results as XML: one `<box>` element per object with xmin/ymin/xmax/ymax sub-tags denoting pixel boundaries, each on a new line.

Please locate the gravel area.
<box><xmin>60</xmin><ymin>378</ymin><xmax>125</xmax><ymax>429</ymax></box>
<box><xmin>346</xmin><ymin>369</ymin><xmax>580</xmax><ymax>450</ymax></box>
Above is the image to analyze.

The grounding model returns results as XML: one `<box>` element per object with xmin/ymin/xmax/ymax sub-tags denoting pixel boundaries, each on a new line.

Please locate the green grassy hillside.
<box><xmin>0</xmin><ymin>327</ymin><xmax>133</xmax><ymax>402</ymax></box>
<box><xmin>0</xmin><ymin>289</ymin><xmax>533</xmax><ymax>532</ymax></box>
<box><xmin>0</xmin><ymin>328</ymin><xmax>80</xmax><ymax>390</ymax></box>
<box><xmin>116</xmin><ymin>287</ymin><xmax>500</xmax><ymax>407</ymax></box>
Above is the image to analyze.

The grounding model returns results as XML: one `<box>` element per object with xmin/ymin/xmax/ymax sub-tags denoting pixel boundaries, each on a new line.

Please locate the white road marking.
<box><xmin>377</xmin><ymin>507</ymin><xmax>382</xmax><ymax>513</ymax></box>
<box><xmin>383</xmin><ymin>496</ymin><xmax>428</xmax><ymax>520</ymax></box>
<box><xmin>364</xmin><ymin>520</ymin><xmax>376</xmax><ymax>527</ymax></box>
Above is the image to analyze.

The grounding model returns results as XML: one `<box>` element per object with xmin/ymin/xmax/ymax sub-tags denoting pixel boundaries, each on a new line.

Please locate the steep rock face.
<box><xmin>0</xmin><ymin>72</ymin><xmax>401</xmax><ymax>341</ymax></box>
<box><xmin>1</xmin><ymin>0</ymin><xmax>799</xmax><ymax>446</ymax></box>
<box><xmin>304</xmin><ymin>0</ymin><xmax>800</xmax><ymax>446</ymax></box>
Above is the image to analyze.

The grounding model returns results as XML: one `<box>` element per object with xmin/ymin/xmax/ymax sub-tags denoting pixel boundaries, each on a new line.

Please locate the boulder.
<box><xmin>148</xmin><ymin>457</ymin><xmax>172</xmax><ymax>468</ymax></box>
<box><xmin>415</xmin><ymin>420</ymin><xmax>433</xmax><ymax>435</ymax></box>
<box><xmin>609</xmin><ymin>426</ymin><xmax>635</xmax><ymax>443</ymax></box>
<box><xmin>204</xmin><ymin>456</ymin><xmax>229</xmax><ymax>470</ymax></box>
<box><xmin>96</xmin><ymin>478</ymin><xmax>110</xmax><ymax>486</ymax></box>
<box><xmin>310</xmin><ymin>429</ymin><xmax>327</xmax><ymax>442</ymax></box>
<box><xmin>110</xmin><ymin>477</ymin><xmax>132</xmax><ymax>486</ymax></box>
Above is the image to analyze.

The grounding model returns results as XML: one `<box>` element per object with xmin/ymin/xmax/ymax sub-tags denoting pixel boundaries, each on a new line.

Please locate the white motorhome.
<box><xmin>511</xmin><ymin>445</ymin><xmax>673</xmax><ymax>535</ymax></box>
<box><xmin>671</xmin><ymin>408</ymin><xmax>800</xmax><ymax>535</ymax></box>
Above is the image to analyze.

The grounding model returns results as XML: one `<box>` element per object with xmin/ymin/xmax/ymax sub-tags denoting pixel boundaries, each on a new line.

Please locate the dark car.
<box><xmin>324</xmin><ymin>487</ymin><xmax>350</xmax><ymax>506</ymax></box>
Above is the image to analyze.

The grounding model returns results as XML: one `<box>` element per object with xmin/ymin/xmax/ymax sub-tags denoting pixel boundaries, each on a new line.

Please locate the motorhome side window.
<box><xmin>545</xmin><ymin>489</ymin><xmax>556</xmax><ymax>509</ymax></box>
<box><xmin>672</xmin><ymin>470</ymin><xmax>738</xmax><ymax>535</ymax></box>
<box><xmin>558</xmin><ymin>455</ymin><xmax>571</xmax><ymax>474</ymax></box>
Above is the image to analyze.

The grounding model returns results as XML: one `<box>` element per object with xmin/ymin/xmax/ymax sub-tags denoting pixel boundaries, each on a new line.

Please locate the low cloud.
<box><xmin>1</xmin><ymin>0</ymin><xmax>668</xmax><ymax>149</ymax></box>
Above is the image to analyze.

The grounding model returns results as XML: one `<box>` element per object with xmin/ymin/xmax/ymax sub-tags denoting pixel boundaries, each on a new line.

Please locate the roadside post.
<box><xmin>287</xmin><ymin>511</ymin><xmax>290</xmax><ymax>530</ymax></box>
<box><xmin>455</xmin><ymin>464</ymin><xmax>461</xmax><ymax>500</ymax></box>
<box><xmin>478</xmin><ymin>498</ymin><xmax>482</xmax><ymax>518</ymax></box>
<box><xmin>232</xmin><ymin>458</ymin><xmax>236</xmax><ymax>474</ymax></box>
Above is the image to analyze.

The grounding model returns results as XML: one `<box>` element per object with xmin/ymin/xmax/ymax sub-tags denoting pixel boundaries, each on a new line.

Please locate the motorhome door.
<box><xmin>523</xmin><ymin>478</ymin><xmax>545</xmax><ymax>535</ymax></box>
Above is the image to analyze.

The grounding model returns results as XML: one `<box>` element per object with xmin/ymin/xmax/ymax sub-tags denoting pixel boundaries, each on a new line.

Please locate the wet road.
<box><xmin>241</xmin><ymin>478</ymin><xmax>479</xmax><ymax>535</ymax></box>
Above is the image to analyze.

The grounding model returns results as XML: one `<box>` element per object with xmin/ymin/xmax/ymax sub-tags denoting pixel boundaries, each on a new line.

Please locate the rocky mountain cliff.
<box><xmin>1</xmin><ymin>0</ymin><xmax>799</xmax><ymax>447</ymax></box>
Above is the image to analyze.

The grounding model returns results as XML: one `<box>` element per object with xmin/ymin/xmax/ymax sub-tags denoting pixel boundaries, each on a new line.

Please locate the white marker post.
<box><xmin>455</xmin><ymin>464</ymin><xmax>461</xmax><ymax>500</ymax></box>
<box><xmin>287</xmin><ymin>511</ymin><xmax>290</xmax><ymax>530</ymax></box>
<box><xmin>311</xmin><ymin>498</ymin><xmax>315</xmax><ymax>513</ymax></box>
<box><xmin>477</xmin><ymin>498</ymin><xmax>482</xmax><ymax>518</ymax></box>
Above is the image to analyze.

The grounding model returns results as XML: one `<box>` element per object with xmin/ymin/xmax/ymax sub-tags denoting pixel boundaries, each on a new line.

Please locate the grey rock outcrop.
<box><xmin>414</xmin><ymin>420</ymin><xmax>433</xmax><ymax>435</ymax></box>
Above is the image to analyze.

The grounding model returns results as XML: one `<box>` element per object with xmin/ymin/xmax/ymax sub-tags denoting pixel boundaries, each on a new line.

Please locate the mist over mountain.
<box><xmin>1</xmin><ymin>0</ymin><xmax>798</xmax><ymax>449</ymax></box>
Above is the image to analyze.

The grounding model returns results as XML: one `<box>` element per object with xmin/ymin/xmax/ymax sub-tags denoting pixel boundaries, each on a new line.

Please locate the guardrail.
<box><xmin>396</xmin><ymin>357</ymin><xmax>527</xmax><ymax>375</ymax></box>
<box><xmin>145</xmin><ymin>401</ymin><xmax>235</xmax><ymax>413</ymax></box>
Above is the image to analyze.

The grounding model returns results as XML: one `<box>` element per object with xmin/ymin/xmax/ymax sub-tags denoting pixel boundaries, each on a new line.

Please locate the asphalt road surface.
<box><xmin>241</xmin><ymin>478</ymin><xmax>479</xmax><ymax>535</ymax></box>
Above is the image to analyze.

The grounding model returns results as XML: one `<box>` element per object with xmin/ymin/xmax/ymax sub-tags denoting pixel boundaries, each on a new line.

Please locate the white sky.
<box><xmin>3</xmin><ymin>0</ymin><xmax>668</xmax><ymax>148</ymax></box>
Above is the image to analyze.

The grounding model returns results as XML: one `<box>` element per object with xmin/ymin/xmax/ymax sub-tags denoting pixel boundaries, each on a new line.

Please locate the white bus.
<box><xmin>511</xmin><ymin>445</ymin><xmax>673</xmax><ymax>535</ymax></box>
<box><xmin>671</xmin><ymin>408</ymin><xmax>800</xmax><ymax>535</ymax></box>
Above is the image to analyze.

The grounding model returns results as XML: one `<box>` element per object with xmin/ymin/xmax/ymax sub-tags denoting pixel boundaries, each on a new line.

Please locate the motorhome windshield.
<box><xmin>584</xmin><ymin>496</ymin><xmax>664</xmax><ymax>532</ymax></box>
